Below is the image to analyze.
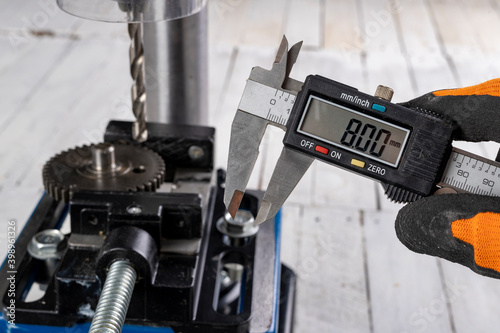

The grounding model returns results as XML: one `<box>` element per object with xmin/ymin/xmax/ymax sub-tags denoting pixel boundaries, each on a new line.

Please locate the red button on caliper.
<box><xmin>315</xmin><ymin>145</ymin><xmax>329</xmax><ymax>155</ymax></box>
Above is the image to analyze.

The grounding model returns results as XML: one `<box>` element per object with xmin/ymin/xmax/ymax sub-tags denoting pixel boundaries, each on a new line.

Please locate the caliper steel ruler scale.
<box><xmin>439</xmin><ymin>148</ymin><xmax>500</xmax><ymax>196</ymax></box>
<box><xmin>238</xmin><ymin>80</ymin><xmax>296</xmax><ymax>127</ymax></box>
<box><xmin>225</xmin><ymin>36</ymin><xmax>500</xmax><ymax>225</ymax></box>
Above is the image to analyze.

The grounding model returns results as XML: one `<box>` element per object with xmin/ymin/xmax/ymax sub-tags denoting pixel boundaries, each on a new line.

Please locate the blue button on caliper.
<box><xmin>372</xmin><ymin>103</ymin><xmax>386</xmax><ymax>112</ymax></box>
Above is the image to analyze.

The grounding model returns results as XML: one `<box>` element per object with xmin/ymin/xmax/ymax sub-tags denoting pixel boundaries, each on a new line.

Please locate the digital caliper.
<box><xmin>224</xmin><ymin>36</ymin><xmax>500</xmax><ymax>225</ymax></box>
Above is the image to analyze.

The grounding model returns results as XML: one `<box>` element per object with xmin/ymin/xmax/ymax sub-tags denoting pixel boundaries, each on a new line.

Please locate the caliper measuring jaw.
<box><xmin>224</xmin><ymin>36</ymin><xmax>314</xmax><ymax>225</ymax></box>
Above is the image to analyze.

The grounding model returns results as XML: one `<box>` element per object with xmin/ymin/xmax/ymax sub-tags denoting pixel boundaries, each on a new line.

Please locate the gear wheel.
<box><xmin>43</xmin><ymin>142</ymin><xmax>165</xmax><ymax>202</ymax></box>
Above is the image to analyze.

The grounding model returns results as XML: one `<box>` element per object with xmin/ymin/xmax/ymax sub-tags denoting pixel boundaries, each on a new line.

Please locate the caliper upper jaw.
<box><xmin>249</xmin><ymin>36</ymin><xmax>303</xmax><ymax>91</ymax></box>
<box><xmin>224</xmin><ymin>35</ymin><xmax>304</xmax><ymax>219</ymax></box>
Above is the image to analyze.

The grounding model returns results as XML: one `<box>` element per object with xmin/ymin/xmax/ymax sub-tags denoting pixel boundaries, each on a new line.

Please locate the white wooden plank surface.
<box><xmin>0</xmin><ymin>0</ymin><xmax>80</xmax><ymax>33</ymax></box>
<box><xmin>393</xmin><ymin>0</ymin><xmax>454</xmax><ymax>95</ymax></box>
<box><xmin>208</xmin><ymin>0</ymin><xmax>252</xmax><ymax>46</ymax></box>
<box><xmin>440</xmin><ymin>260</ymin><xmax>500</xmax><ymax>333</ymax></box>
<box><xmin>283</xmin><ymin>206</ymin><xmax>371</xmax><ymax>333</ymax></box>
<box><xmin>459</xmin><ymin>0</ymin><xmax>500</xmax><ymax>54</ymax></box>
<box><xmin>239</xmin><ymin>0</ymin><xmax>289</xmax><ymax>46</ymax></box>
<box><xmin>0</xmin><ymin>39</ymin><xmax>120</xmax><ymax>189</ymax></box>
<box><xmin>0</xmin><ymin>38</ymin><xmax>74</xmax><ymax>133</ymax></box>
<box><xmin>208</xmin><ymin>45</ymin><xmax>234</xmax><ymax>116</ymax></box>
<box><xmin>284</xmin><ymin>0</ymin><xmax>321</xmax><ymax>49</ymax></box>
<box><xmin>427</xmin><ymin>0</ymin><xmax>483</xmax><ymax>60</ymax></box>
<box><xmin>17</xmin><ymin>39</ymin><xmax>132</xmax><ymax>191</ymax></box>
<box><xmin>364</xmin><ymin>210</ymin><xmax>454</xmax><ymax>333</ymax></box>
<box><xmin>361</xmin><ymin>0</ymin><xmax>414</xmax><ymax>102</ymax></box>
<box><xmin>324</xmin><ymin>0</ymin><xmax>361</xmax><ymax>53</ymax></box>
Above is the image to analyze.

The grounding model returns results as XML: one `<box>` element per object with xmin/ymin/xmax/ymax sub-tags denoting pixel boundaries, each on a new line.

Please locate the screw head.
<box><xmin>28</xmin><ymin>229</ymin><xmax>66</xmax><ymax>260</ymax></box>
<box><xmin>126</xmin><ymin>205</ymin><xmax>143</xmax><ymax>214</ymax></box>
<box><xmin>188</xmin><ymin>146</ymin><xmax>205</xmax><ymax>161</ymax></box>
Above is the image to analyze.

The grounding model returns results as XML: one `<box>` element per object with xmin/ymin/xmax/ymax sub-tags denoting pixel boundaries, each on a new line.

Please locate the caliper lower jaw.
<box><xmin>224</xmin><ymin>112</ymin><xmax>268</xmax><ymax>217</ymax></box>
<box><xmin>254</xmin><ymin>147</ymin><xmax>314</xmax><ymax>225</ymax></box>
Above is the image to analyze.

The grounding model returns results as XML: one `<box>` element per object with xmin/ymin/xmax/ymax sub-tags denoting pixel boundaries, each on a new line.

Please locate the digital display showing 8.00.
<box><xmin>297</xmin><ymin>96</ymin><xmax>410</xmax><ymax>167</ymax></box>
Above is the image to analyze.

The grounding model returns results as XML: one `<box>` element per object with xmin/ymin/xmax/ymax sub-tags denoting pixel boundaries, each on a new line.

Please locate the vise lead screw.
<box><xmin>89</xmin><ymin>260</ymin><xmax>137</xmax><ymax>333</ymax></box>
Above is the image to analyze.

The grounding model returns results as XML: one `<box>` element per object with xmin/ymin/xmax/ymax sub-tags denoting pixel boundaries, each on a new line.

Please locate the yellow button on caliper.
<box><xmin>351</xmin><ymin>159</ymin><xmax>365</xmax><ymax>168</ymax></box>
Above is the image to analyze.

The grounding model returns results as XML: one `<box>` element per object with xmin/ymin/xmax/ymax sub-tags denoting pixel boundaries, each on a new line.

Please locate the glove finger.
<box><xmin>399</xmin><ymin>79</ymin><xmax>500</xmax><ymax>143</ymax></box>
<box><xmin>396</xmin><ymin>193</ymin><xmax>500</xmax><ymax>279</ymax></box>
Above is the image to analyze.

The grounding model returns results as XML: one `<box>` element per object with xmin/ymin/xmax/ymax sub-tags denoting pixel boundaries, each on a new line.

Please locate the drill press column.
<box><xmin>143</xmin><ymin>6</ymin><xmax>208</xmax><ymax>126</ymax></box>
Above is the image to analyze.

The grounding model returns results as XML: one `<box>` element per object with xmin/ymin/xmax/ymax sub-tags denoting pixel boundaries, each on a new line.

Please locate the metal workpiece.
<box><xmin>57</xmin><ymin>0</ymin><xmax>207</xmax><ymax>23</ymax></box>
<box><xmin>224</xmin><ymin>36</ymin><xmax>304</xmax><ymax>219</ymax></box>
<box><xmin>216</xmin><ymin>210</ymin><xmax>259</xmax><ymax>246</ymax></box>
<box><xmin>143</xmin><ymin>5</ymin><xmax>208</xmax><ymax>126</ymax></box>
<box><xmin>89</xmin><ymin>260</ymin><xmax>137</xmax><ymax>333</ymax></box>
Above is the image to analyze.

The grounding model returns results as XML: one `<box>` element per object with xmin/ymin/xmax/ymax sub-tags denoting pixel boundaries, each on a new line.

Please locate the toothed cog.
<box><xmin>42</xmin><ymin>142</ymin><xmax>165</xmax><ymax>202</ymax></box>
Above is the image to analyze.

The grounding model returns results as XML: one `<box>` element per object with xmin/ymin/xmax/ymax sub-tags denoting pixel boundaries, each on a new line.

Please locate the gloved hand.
<box><xmin>396</xmin><ymin>78</ymin><xmax>500</xmax><ymax>279</ymax></box>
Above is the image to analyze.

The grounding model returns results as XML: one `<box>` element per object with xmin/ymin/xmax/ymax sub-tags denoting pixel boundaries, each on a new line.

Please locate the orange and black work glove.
<box><xmin>396</xmin><ymin>79</ymin><xmax>500</xmax><ymax>279</ymax></box>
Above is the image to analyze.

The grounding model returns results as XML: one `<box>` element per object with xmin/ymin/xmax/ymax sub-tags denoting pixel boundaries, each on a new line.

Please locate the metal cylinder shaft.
<box><xmin>91</xmin><ymin>143</ymin><xmax>117</xmax><ymax>172</ymax></box>
<box><xmin>142</xmin><ymin>5</ymin><xmax>208</xmax><ymax>126</ymax></box>
<box><xmin>89</xmin><ymin>260</ymin><xmax>137</xmax><ymax>333</ymax></box>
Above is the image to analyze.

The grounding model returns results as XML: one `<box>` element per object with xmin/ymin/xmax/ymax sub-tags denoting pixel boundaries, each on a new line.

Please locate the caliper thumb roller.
<box><xmin>396</xmin><ymin>79</ymin><xmax>500</xmax><ymax>279</ymax></box>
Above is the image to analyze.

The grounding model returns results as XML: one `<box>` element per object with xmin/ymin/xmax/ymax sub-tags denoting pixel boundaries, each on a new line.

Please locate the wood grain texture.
<box><xmin>286</xmin><ymin>206</ymin><xmax>371</xmax><ymax>333</ymax></box>
<box><xmin>364</xmin><ymin>210</ymin><xmax>454</xmax><ymax>333</ymax></box>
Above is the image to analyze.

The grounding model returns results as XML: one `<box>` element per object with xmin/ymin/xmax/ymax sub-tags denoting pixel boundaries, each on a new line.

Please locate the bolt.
<box><xmin>89</xmin><ymin>260</ymin><xmax>137</xmax><ymax>333</ymax></box>
<box><xmin>188</xmin><ymin>145</ymin><xmax>205</xmax><ymax>161</ymax></box>
<box><xmin>220</xmin><ymin>269</ymin><xmax>232</xmax><ymax>289</ymax></box>
<box><xmin>28</xmin><ymin>229</ymin><xmax>66</xmax><ymax>260</ymax></box>
<box><xmin>126</xmin><ymin>205</ymin><xmax>142</xmax><ymax>215</ymax></box>
<box><xmin>223</xmin><ymin>263</ymin><xmax>244</xmax><ymax>283</ymax></box>
<box><xmin>220</xmin><ymin>263</ymin><xmax>244</xmax><ymax>289</ymax></box>
<box><xmin>216</xmin><ymin>210</ymin><xmax>259</xmax><ymax>246</ymax></box>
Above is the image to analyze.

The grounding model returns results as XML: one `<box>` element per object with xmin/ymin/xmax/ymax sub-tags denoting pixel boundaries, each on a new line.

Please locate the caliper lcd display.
<box><xmin>297</xmin><ymin>96</ymin><xmax>410</xmax><ymax>167</ymax></box>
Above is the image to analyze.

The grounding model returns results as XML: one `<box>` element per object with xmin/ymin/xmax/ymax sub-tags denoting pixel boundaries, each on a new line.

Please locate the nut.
<box><xmin>28</xmin><ymin>229</ymin><xmax>66</xmax><ymax>260</ymax></box>
<box><xmin>216</xmin><ymin>210</ymin><xmax>259</xmax><ymax>239</ymax></box>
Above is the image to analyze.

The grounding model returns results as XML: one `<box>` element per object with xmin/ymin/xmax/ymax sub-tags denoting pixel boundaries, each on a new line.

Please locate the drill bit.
<box><xmin>128</xmin><ymin>21</ymin><xmax>148</xmax><ymax>142</ymax></box>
